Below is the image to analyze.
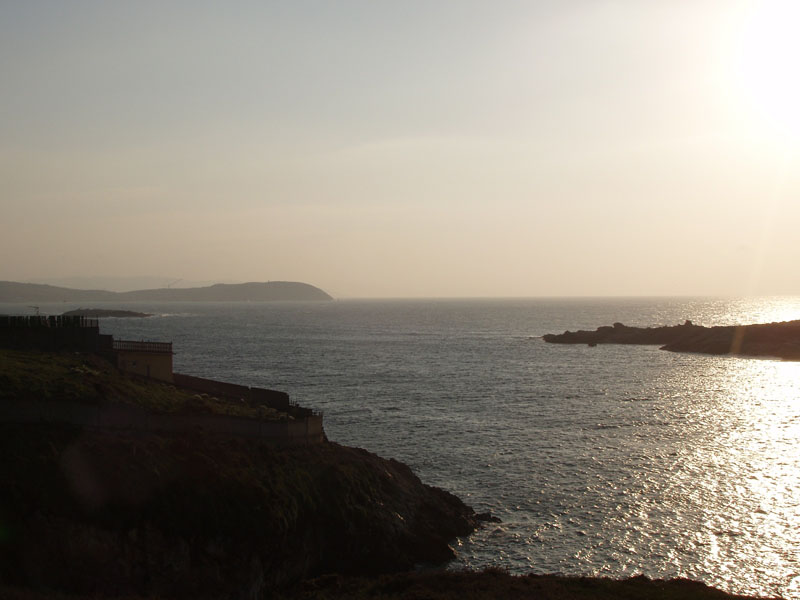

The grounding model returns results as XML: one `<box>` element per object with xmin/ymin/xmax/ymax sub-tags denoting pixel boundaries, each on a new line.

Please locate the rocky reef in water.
<box><xmin>543</xmin><ymin>320</ymin><xmax>800</xmax><ymax>360</ymax></box>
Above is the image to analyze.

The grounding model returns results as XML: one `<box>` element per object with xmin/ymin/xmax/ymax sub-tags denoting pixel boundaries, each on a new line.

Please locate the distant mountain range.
<box><xmin>0</xmin><ymin>281</ymin><xmax>333</xmax><ymax>303</ymax></box>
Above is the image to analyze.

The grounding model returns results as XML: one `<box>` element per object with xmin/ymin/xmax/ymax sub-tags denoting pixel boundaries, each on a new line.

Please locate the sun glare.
<box><xmin>730</xmin><ymin>0</ymin><xmax>800</xmax><ymax>141</ymax></box>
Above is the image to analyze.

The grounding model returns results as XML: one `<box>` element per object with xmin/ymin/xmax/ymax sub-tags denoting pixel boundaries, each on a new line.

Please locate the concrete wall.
<box><xmin>117</xmin><ymin>350</ymin><xmax>173</xmax><ymax>382</ymax></box>
<box><xmin>172</xmin><ymin>373</ymin><xmax>291</xmax><ymax>412</ymax></box>
<box><xmin>0</xmin><ymin>400</ymin><xmax>325</xmax><ymax>444</ymax></box>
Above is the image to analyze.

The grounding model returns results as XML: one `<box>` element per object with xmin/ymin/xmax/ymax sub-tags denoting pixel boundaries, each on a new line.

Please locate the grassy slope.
<box><xmin>0</xmin><ymin>348</ymin><xmax>287</xmax><ymax>420</ymax></box>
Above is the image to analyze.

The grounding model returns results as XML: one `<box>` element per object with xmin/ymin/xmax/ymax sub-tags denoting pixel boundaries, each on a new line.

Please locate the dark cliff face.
<box><xmin>0</xmin><ymin>426</ymin><xmax>476</xmax><ymax>598</ymax></box>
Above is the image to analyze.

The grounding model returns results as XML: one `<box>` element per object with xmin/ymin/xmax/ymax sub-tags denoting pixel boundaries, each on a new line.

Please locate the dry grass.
<box><xmin>0</xmin><ymin>348</ymin><xmax>286</xmax><ymax>420</ymax></box>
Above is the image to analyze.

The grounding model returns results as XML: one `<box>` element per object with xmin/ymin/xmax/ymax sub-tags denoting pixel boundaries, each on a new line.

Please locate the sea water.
<box><xmin>5</xmin><ymin>297</ymin><xmax>800</xmax><ymax>598</ymax></box>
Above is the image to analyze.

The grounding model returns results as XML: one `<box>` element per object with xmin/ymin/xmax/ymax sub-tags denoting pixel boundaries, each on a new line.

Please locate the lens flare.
<box><xmin>730</xmin><ymin>0</ymin><xmax>800</xmax><ymax>141</ymax></box>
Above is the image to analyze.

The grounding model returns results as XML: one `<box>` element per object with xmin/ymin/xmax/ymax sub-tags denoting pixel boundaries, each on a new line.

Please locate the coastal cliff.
<box><xmin>0</xmin><ymin>349</ymin><xmax>475</xmax><ymax>598</ymax></box>
<box><xmin>543</xmin><ymin>320</ymin><xmax>800</xmax><ymax>360</ymax></box>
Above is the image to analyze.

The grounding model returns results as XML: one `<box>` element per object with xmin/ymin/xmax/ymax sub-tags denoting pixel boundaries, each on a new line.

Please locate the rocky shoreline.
<box><xmin>543</xmin><ymin>319</ymin><xmax>800</xmax><ymax>360</ymax></box>
<box><xmin>0</xmin><ymin>571</ymin><xmax>776</xmax><ymax>599</ymax></box>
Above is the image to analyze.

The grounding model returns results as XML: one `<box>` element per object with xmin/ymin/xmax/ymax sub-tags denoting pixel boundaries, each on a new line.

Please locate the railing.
<box><xmin>0</xmin><ymin>315</ymin><xmax>99</xmax><ymax>328</ymax></box>
<box><xmin>112</xmin><ymin>340</ymin><xmax>173</xmax><ymax>353</ymax></box>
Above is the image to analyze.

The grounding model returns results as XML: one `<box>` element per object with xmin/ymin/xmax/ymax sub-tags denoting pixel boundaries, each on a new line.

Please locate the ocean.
<box><xmin>4</xmin><ymin>296</ymin><xmax>800</xmax><ymax>598</ymax></box>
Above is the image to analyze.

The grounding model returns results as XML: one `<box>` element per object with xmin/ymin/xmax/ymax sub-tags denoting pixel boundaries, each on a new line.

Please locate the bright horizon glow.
<box><xmin>2</xmin><ymin>1</ymin><xmax>800</xmax><ymax>298</ymax></box>
<box><xmin>729</xmin><ymin>0</ymin><xmax>800</xmax><ymax>143</ymax></box>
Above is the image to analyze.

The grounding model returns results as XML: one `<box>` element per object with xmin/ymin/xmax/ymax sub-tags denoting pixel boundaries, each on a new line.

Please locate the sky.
<box><xmin>2</xmin><ymin>0</ymin><xmax>799</xmax><ymax>298</ymax></box>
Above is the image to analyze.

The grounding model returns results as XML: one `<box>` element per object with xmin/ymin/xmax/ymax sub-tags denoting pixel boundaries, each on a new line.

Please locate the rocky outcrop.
<box><xmin>0</xmin><ymin>424</ymin><xmax>476</xmax><ymax>598</ymax></box>
<box><xmin>543</xmin><ymin>320</ymin><xmax>699</xmax><ymax>346</ymax></box>
<box><xmin>543</xmin><ymin>320</ymin><xmax>800</xmax><ymax>360</ymax></box>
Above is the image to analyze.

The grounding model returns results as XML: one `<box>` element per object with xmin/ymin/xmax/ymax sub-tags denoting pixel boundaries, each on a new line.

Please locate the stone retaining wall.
<box><xmin>172</xmin><ymin>373</ymin><xmax>304</xmax><ymax>414</ymax></box>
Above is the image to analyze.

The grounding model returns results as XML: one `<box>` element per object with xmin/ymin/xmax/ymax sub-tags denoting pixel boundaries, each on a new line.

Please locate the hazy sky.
<box><xmin>2</xmin><ymin>0</ymin><xmax>799</xmax><ymax>297</ymax></box>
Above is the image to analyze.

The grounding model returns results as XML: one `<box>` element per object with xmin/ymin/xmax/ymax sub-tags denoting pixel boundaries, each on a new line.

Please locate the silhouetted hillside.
<box><xmin>0</xmin><ymin>281</ymin><xmax>333</xmax><ymax>302</ymax></box>
<box><xmin>118</xmin><ymin>281</ymin><xmax>332</xmax><ymax>301</ymax></box>
<box><xmin>0</xmin><ymin>282</ymin><xmax>117</xmax><ymax>303</ymax></box>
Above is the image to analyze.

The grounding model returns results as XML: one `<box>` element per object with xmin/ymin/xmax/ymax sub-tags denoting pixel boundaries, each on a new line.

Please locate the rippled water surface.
<box><xmin>6</xmin><ymin>297</ymin><xmax>800</xmax><ymax>598</ymax></box>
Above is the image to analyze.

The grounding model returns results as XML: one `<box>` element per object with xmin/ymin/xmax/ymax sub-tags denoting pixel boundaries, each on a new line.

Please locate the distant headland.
<box><xmin>543</xmin><ymin>320</ymin><xmax>800</xmax><ymax>360</ymax></box>
<box><xmin>61</xmin><ymin>308</ymin><xmax>152</xmax><ymax>318</ymax></box>
<box><xmin>0</xmin><ymin>280</ymin><xmax>333</xmax><ymax>302</ymax></box>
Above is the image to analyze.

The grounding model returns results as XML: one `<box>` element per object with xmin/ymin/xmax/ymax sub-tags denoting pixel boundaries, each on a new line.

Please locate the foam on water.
<box><xmin>5</xmin><ymin>297</ymin><xmax>800</xmax><ymax>598</ymax></box>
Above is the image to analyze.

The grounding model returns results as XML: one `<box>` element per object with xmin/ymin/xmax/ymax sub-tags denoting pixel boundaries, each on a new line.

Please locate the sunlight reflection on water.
<box><xmin>454</xmin><ymin>348</ymin><xmax>800</xmax><ymax>595</ymax></box>
<box><xmin>673</xmin><ymin>358</ymin><xmax>800</xmax><ymax>597</ymax></box>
